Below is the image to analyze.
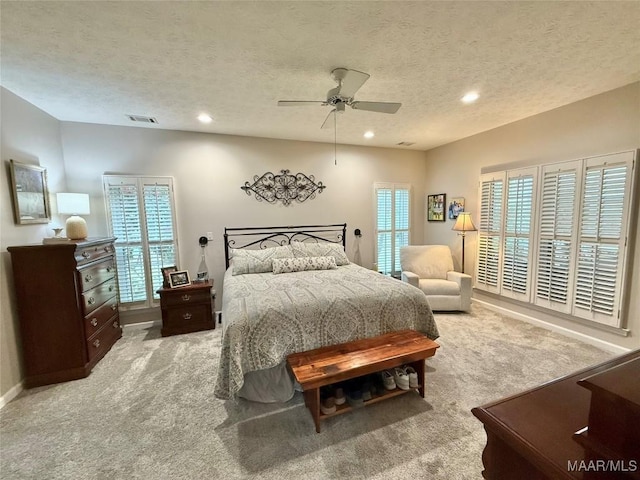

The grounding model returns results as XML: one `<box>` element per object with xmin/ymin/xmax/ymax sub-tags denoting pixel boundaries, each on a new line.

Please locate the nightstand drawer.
<box><xmin>82</xmin><ymin>279</ymin><xmax>117</xmax><ymax>314</ymax></box>
<box><xmin>164</xmin><ymin>304</ymin><xmax>211</xmax><ymax>326</ymax></box>
<box><xmin>84</xmin><ymin>297</ymin><xmax>119</xmax><ymax>337</ymax></box>
<box><xmin>161</xmin><ymin>289</ymin><xmax>211</xmax><ymax>308</ymax></box>
<box><xmin>79</xmin><ymin>258</ymin><xmax>116</xmax><ymax>292</ymax></box>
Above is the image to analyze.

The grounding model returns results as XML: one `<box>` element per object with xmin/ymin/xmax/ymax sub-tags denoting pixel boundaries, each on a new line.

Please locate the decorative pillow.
<box><xmin>290</xmin><ymin>241</ymin><xmax>350</xmax><ymax>266</ymax></box>
<box><xmin>231</xmin><ymin>245</ymin><xmax>293</xmax><ymax>275</ymax></box>
<box><xmin>272</xmin><ymin>256</ymin><xmax>337</xmax><ymax>274</ymax></box>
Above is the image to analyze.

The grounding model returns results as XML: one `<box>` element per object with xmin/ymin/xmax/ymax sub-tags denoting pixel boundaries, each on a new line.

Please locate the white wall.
<box><xmin>59</xmin><ymin>123</ymin><xmax>428</xmax><ymax>316</ymax></box>
<box><xmin>0</xmin><ymin>88</ymin><xmax>67</xmax><ymax>399</ymax></box>
<box><xmin>423</xmin><ymin>82</ymin><xmax>640</xmax><ymax>351</ymax></box>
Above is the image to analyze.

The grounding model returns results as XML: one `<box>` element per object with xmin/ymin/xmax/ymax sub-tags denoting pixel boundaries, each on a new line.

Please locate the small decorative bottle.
<box><xmin>196</xmin><ymin>236</ymin><xmax>209</xmax><ymax>282</ymax></box>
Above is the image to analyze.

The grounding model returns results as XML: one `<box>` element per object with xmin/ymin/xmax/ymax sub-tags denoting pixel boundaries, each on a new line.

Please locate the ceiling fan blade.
<box><xmin>277</xmin><ymin>101</ymin><xmax>326</xmax><ymax>107</ymax></box>
<box><xmin>321</xmin><ymin>109</ymin><xmax>336</xmax><ymax>129</ymax></box>
<box><xmin>351</xmin><ymin>101</ymin><xmax>401</xmax><ymax>114</ymax></box>
<box><xmin>336</xmin><ymin>69</ymin><xmax>370</xmax><ymax>98</ymax></box>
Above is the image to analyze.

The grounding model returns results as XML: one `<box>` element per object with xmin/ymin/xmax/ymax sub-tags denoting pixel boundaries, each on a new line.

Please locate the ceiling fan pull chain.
<box><xmin>334</xmin><ymin>110</ymin><xmax>337</xmax><ymax>165</ymax></box>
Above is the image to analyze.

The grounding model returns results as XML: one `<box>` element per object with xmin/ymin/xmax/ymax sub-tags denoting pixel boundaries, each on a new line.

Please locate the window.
<box><xmin>375</xmin><ymin>183</ymin><xmax>410</xmax><ymax>275</ymax></box>
<box><xmin>103</xmin><ymin>176</ymin><xmax>179</xmax><ymax>308</ymax></box>
<box><xmin>476</xmin><ymin>151</ymin><xmax>635</xmax><ymax>329</ymax></box>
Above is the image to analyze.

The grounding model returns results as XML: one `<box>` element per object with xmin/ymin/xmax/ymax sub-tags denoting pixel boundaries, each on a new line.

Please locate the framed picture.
<box><xmin>8</xmin><ymin>159</ymin><xmax>51</xmax><ymax>224</ymax></box>
<box><xmin>427</xmin><ymin>193</ymin><xmax>446</xmax><ymax>222</ymax></box>
<box><xmin>161</xmin><ymin>266</ymin><xmax>178</xmax><ymax>288</ymax></box>
<box><xmin>448</xmin><ymin>197</ymin><xmax>465</xmax><ymax>220</ymax></box>
<box><xmin>169</xmin><ymin>270</ymin><xmax>191</xmax><ymax>288</ymax></box>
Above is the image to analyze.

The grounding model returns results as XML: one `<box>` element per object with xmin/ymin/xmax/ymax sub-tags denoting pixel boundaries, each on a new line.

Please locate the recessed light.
<box><xmin>461</xmin><ymin>92</ymin><xmax>479</xmax><ymax>104</ymax></box>
<box><xmin>198</xmin><ymin>113</ymin><xmax>212</xmax><ymax>123</ymax></box>
<box><xmin>364</xmin><ymin>131</ymin><xmax>375</xmax><ymax>139</ymax></box>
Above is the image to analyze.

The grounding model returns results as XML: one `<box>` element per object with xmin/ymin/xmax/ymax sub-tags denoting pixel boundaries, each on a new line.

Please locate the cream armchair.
<box><xmin>400</xmin><ymin>245</ymin><xmax>472</xmax><ymax>312</ymax></box>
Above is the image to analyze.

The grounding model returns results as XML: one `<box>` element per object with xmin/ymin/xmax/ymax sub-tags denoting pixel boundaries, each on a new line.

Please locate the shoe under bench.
<box><xmin>286</xmin><ymin>329</ymin><xmax>440</xmax><ymax>433</ymax></box>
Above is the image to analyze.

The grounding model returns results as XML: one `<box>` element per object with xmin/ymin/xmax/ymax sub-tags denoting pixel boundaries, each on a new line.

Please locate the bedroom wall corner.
<box><xmin>0</xmin><ymin>87</ymin><xmax>68</xmax><ymax>401</ymax></box>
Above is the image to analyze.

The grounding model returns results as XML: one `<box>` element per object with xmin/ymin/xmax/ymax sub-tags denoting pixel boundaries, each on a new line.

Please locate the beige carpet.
<box><xmin>0</xmin><ymin>304</ymin><xmax>612</xmax><ymax>479</ymax></box>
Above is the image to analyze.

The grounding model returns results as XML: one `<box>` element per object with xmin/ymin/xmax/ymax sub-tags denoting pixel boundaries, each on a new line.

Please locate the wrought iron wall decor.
<box><xmin>241</xmin><ymin>169</ymin><xmax>326</xmax><ymax>206</ymax></box>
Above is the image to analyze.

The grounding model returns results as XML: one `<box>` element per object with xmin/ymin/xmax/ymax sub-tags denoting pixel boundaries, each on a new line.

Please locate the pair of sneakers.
<box><xmin>393</xmin><ymin>366</ymin><xmax>419</xmax><ymax>391</ymax></box>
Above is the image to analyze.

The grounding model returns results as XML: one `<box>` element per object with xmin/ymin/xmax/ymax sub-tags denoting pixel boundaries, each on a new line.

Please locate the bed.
<box><xmin>214</xmin><ymin>224</ymin><xmax>439</xmax><ymax>402</ymax></box>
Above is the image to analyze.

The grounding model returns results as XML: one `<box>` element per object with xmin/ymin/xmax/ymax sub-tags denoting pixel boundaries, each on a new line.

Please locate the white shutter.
<box><xmin>374</xmin><ymin>183</ymin><xmax>411</xmax><ymax>275</ymax></box>
<box><xmin>103</xmin><ymin>176</ymin><xmax>178</xmax><ymax>307</ymax></box>
<box><xmin>501</xmin><ymin>168</ymin><xmax>536</xmax><ymax>301</ymax></box>
<box><xmin>476</xmin><ymin>173</ymin><xmax>504</xmax><ymax>293</ymax></box>
<box><xmin>573</xmin><ymin>152</ymin><xmax>633</xmax><ymax>327</ymax></box>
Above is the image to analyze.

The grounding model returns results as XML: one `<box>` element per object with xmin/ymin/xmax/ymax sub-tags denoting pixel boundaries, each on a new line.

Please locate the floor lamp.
<box><xmin>452</xmin><ymin>212</ymin><xmax>477</xmax><ymax>274</ymax></box>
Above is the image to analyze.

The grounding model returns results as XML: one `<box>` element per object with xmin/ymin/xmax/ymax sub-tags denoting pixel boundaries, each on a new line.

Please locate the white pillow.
<box><xmin>272</xmin><ymin>256</ymin><xmax>337</xmax><ymax>274</ymax></box>
<box><xmin>231</xmin><ymin>245</ymin><xmax>293</xmax><ymax>275</ymax></box>
<box><xmin>290</xmin><ymin>241</ymin><xmax>349</xmax><ymax>266</ymax></box>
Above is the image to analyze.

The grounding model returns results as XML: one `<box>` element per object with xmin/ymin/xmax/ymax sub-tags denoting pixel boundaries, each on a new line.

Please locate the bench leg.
<box><xmin>303</xmin><ymin>388</ymin><xmax>322</xmax><ymax>433</ymax></box>
<box><xmin>414</xmin><ymin>359</ymin><xmax>426</xmax><ymax>398</ymax></box>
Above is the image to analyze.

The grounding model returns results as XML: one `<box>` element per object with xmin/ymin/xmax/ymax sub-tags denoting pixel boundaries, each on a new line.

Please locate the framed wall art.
<box><xmin>448</xmin><ymin>197</ymin><xmax>465</xmax><ymax>220</ymax></box>
<box><xmin>8</xmin><ymin>159</ymin><xmax>51</xmax><ymax>224</ymax></box>
<box><xmin>427</xmin><ymin>193</ymin><xmax>446</xmax><ymax>222</ymax></box>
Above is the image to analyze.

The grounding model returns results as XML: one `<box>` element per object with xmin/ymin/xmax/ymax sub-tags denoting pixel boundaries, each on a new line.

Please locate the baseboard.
<box><xmin>0</xmin><ymin>382</ymin><xmax>23</xmax><ymax>410</ymax></box>
<box><xmin>472</xmin><ymin>299</ymin><xmax>630</xmax><ymax>355</ymax></box>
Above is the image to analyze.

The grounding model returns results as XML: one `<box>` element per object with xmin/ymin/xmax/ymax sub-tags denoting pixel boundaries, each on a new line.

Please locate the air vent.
<box><xmin>396</xmin><ymin>141</ymin><xmax>415</xmax><ymax>147</ymax></box>
<box><xmin>126</xmin><ymin>114</ymin><xmax>158</xmax><ymax>124</ymax></box>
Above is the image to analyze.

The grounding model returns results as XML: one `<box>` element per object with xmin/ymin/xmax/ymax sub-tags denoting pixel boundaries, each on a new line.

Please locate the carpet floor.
<box><xmin>0</xmin><ymin>303</ymin><xmax>612</xmax><ymax>479</ymax></box>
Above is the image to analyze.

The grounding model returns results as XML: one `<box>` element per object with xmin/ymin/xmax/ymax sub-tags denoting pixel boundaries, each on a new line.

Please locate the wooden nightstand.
<box><xmin>158</xmin><ymin>280</ymin><xmax>215</xmax><ymax>336</ymax></box>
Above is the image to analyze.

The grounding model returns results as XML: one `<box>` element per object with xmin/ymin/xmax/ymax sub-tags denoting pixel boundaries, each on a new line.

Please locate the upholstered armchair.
<box><xmin>400</xmin><ymin>245</ymin><xmax>472</xmax><ymax>312</ymax></box>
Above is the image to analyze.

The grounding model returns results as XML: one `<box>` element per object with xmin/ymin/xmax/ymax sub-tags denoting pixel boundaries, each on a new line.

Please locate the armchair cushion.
<box><xmin>400</xmin><ymin>245</ymin><xmax>454</xmax><ymax>280</ymax></box>
<box><xmin>418</xmin><ymin>279</ymin><xmax>460</xmax><ymax>296</ymax></box>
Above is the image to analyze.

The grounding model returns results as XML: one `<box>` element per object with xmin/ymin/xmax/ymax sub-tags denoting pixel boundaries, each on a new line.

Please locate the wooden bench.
<box><xmin>287</xmin><ymin>329</ymin><xmax>440</xmax><ymax>433</ymax></box>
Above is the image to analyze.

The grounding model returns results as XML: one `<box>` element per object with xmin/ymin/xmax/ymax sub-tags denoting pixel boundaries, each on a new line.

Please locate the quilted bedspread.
<box><xmin>214</xmin><ymin>263</ymin><xmax>439</xmax><ymax>399</ymax></box>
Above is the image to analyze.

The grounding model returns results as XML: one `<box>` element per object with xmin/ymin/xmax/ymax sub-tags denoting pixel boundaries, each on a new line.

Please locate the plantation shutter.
<box><xmin>501</xmin><ymin>168</ymin><xmax>536</xmax><ymax>301</ymax></box>
<box><xmin>476</xmin><ymin>173</ymin><xmax>504</xmax><ymax>293</ymax></box>
<box><xmin>104</xmin><ymin>176</ymin><xmax>178</xmax><ymax>308</ymax></box>
<box><xmin>375</xmin><ymin>183</ymin><xmax>411</xmax><ymax>275</ymax></box>
<box><xmin>535</xmin><ymin>161</ymin><xmax>580</xmax><ymax>312</ymax></box>
<box><xmin>573</xmin><ymin>152</ymin><xmax>633</xmax><ymax>327</ymax></box>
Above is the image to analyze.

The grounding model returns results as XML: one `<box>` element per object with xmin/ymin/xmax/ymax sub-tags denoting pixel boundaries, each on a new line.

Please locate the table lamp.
<box><xmin>57</xmin><ymin>193</ymin><xmax>90</xmax><ymax>240</ymax></box>
<box><xmin>452</xmin><ymin>212</ymin><xmax>477</xmax><ymax>274</ymax></box>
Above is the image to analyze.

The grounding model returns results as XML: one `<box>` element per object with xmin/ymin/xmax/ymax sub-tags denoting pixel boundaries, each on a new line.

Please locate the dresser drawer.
<box><xmin>164</xmin><ymin>304</ymin><xmax>212</xmax><ymax>327</ymax></box>
<box><xmin>79</xmin><ymin>258</ymin><xmax>116</xmax><ymax>292</ymax></box>
<box><xmin>86</xmin><ymin>317</ymin><xmax>122</xmax><ymax>363</ymax></box>
<box><xmin>75</xmin><ymin>243</ymin><xmax>115</xmax><ymax>266</ymax></box>
<box><xmin>161</xmin><ymin>289</ymin><xmax>211</xmax><ymax>308</ymax></box>
<box><xmin>84</xmin><ymin>297</ymin><xmax>119</xmax><ymax>338</ymax></box>
<box><xmin>82</xmin><ymin>279</ymin><xmax>117</xmax><ymax>314</ymax></box>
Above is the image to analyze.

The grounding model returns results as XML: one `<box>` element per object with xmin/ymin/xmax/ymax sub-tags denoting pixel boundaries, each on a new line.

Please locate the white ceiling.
<box><xmin>1</xmin><ymin>1</ymin><xmax>639</xmax><ymax>151</ymax></box>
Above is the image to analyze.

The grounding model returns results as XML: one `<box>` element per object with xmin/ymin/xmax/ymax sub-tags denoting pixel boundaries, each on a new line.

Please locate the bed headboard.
<box><xmin>224</xmin><ymin>223</ymin><xmax>347</xmax><ymax>269</ymax></box>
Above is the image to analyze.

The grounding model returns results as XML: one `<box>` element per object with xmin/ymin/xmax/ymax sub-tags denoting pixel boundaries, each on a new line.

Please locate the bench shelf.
<box><xmin>288</xmin><ymin>330</ymin><xmax>439</xmax><ymax>433</ymax></box>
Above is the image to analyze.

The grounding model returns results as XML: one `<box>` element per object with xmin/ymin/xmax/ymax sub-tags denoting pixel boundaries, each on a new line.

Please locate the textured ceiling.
<box><xmin>1</xmin><ymin>1</ymin><xmax>639</xmax><ymax>150</ymax></box>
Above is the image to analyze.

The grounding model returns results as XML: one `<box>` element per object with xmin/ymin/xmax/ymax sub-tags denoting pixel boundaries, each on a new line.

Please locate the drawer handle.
<box><xmin>106</xmin><ymin>266</ymin><xmax>113</xmax><ymax>272</ymax></box>
<box><xmin>85</xmin><ymin>274</ymin><xmax>93</xmax><ymax>282</ymax></box>
<box><xmin>82</xmin><ymin>251</ymin><xmax>91</xmax><ymax>259</ymax></box>
<box><xmin>108</xmin><ymin>285</ymin><xmax>114</xmax><ymax>292</ymax></box>
<box><xmin>104</xmin><ymin>246</ymin><xmax>110</xmax><ymax>252</ymax></box>
<box><xmin>111</xmin><ymin>304</ymin><xmax>117</xmax><ymax>311</ymax></box>
<box><xmin>91</xmin><ymin>318</ymin><xmax>98</xmax><ymax>327</ymax></box>
<box><xmin>181</xmin><ymin>294</ymin><xmax>191</xmax><ymax>301</ymax></box>
<box><xmin>93</xmin><ymin>339</ymin><xmax>100</xmax><ymax>348</ymax></box>
<box><xmin>183</xmin><ymin>313</ymin><xmax>192</xmax><ymax>320</ymax></box>
<box><xmin>88</xmin><ymin>297</ymin><xmax>95</xmax><ymax>305</ymax></box>
<box><xmin>113</xmin><ymin>321</ymin><xmax>119</xmax><ymax>328</ymax></box>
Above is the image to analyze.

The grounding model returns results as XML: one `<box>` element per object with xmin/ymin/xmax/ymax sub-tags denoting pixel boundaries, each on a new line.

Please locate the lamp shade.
<box><xmin>452</xmin><ymin>212</ymin><xmax>477</xmax><ymax>232</ymax></box>
<box><xmin>57</xmin><ymin>193</ymin><xmax>90</xmax><ymax>240</ymax></box>
<box><xmin>56</xmin><ymin>193</ymin><xmax>90</xmax><ymax>215</ymax></box>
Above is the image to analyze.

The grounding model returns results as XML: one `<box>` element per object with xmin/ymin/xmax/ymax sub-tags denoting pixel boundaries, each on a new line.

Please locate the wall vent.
<box><xmin>396</xmin><ymin>141</ymin><xmax>415</xmax><ymax>146</ymax></box>
<box><xmin>126</xmin><ymin>114</ymin><xmax>158</xmax><ymax>124</ymax></box>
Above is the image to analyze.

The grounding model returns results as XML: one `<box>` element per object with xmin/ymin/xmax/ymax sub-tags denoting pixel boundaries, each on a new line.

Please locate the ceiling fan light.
<box><xmin>198</xmin><ymin>113</ymin><xmax>213</xmax><ymax>123</ymax></box>
<box><xmin>461</xmin><ymin>92</ymin><xmax>479</xmax><ymax>104</ymax></box>
<box><xmin>364</xmin><ymin>131</ymin><xmax>374</xmax><ymax>139</ymax></box>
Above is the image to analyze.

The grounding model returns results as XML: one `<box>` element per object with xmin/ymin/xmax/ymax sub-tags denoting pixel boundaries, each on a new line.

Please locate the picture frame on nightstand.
<box><xmin>161</xmin><ymin>265</ymin><xmax>177</xmax><ymax>288</ymax></box>
<box><xmin>169</xmin><ymin>270</ymin><xmax>190</xmax><ymax>288</ymax></box>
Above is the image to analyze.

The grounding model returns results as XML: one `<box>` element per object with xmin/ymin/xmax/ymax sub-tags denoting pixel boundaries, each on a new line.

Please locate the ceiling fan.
<box><xmin>277</xmin><ymin>68</ymin><xmax>401</xmax><ymax>129</ymax></box>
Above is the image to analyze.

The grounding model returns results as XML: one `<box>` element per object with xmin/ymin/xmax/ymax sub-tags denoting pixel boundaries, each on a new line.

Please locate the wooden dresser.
<box><xmin>158</xmin><ymin>280</ymin><xmax>215</xmax><ymax>336</ymax></box>
<box><xmin>472</xmin><ymin>350</ymin><xmax>640</xmax><ymax>480</ymax></box>
<box><xmin>8</xmin><ymin>237</ymin><xmax>122</xmax><ymax>388</ymax></box>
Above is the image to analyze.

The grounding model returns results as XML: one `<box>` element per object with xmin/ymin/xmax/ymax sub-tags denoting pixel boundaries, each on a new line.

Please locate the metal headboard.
<box><xmin>224</xmin><ymin>223</ymin><xmax>347</xmax><ymax>269</ymax></box>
